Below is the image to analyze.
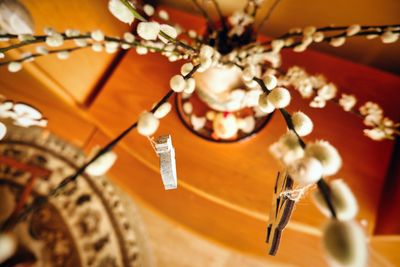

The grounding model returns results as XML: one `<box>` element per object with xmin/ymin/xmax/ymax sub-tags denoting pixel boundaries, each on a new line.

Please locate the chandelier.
<box><xmin>0</xmin><ymin>0</ymin><xmax>399</xmax><ymax>266</ymax></box>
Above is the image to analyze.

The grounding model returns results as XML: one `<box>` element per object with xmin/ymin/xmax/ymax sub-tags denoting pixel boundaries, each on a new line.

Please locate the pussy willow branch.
<box><xmin>271</xmin><ymin>67</ymin><xmax>400</xmax><ymax>136</ymax></box>
<box><xmin>252</xmin><ymin>76</ymin><xmax>337</xmax><ymax>218</ymax></box>
<box><xmin>0</xmin><ymin>34</ymin><xmax>88</xmax><ymax>53</ymax></box>
<box><xmin>262</xmin><ymin>28</ymin><xmax>400</xmax><ymax>53</ymax></box>
<box><xmin>240</xmin><ymin>24</ymin><xmax>400</xmax><ymax>51</ymax></box>
<box><xmin>119</xmin><ymin>0</ymin><xmax>197</xmax><ymax>53</ymax></box>
<box><xmin>0</xmin><ymin>34</ymin><xmax>181</xmax><ymax>55</ymax></box>
<box><xmin>158</xmin><ymin>31</ymin><xmax>196</xmax><ymax>52</ymax></box>
<box><xmin>282</xmin><ymin>24</ymin><xmax>400</xmax><ymax>38</ymax></box>
<box><xmin>260</xmin><ymin>25</ymin><xmax>400</xmax><ymax>48</ymax></box>
<box><xmin>0</xmin><ymin>65</ymin><xmax>200</xmax><ymax>232</ymax></box>
<box><xmin>0</xmin><ymin>46</ymin><xmax>88</xmax><ymax>65</ymax></box>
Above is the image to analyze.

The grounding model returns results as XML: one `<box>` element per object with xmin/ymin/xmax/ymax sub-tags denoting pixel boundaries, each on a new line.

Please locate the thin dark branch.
<box><xmin>0</xmin><ymin>46</ymin><xmax>88</xmax><ymax>66</ymax></box>
<box><xmin>252</xmin><ymin>72</ymin><xmax>337</xmax><ymax>219</ymax></box>
<box><xmin>260</xmin><ymin>24</ymin><xmax>400</xmax><ymax>47</ymax></box>
<box><xmin>317</xmin><ymin>179</ymin><xmax>337</xmax><ymax>218</ymax></box>
<box><xmin>191</xmin><ymin>0</ymin><xmax>215</xmax><ymax>30</ymax></box>
<box><xmin>278</xmin><ymin>109</ymin><xmax>306</xmax><ymax>149</ymax></box>
<box><xmin>257</xmin><ymin>0</ymin><xmax>283</xmax><ymax>32</ymax></box>
<box><xmin>0</xmin><ymin>33</ymin><xmax>186</xmax><ymax>61</ymax></box>
<box><xmin>273</xmin><ymin>29</ymin><xmax>400</xmax><ymax>53</ymax></box>
<box><xmin>210</xmin><ymin>0</ymin><xmax>227</xmax><ymax>31</ymax></box>
<box><xmin>0</xmin><ymin>34</ymin><xmax>89</xmax><ymax>53</ymax></box>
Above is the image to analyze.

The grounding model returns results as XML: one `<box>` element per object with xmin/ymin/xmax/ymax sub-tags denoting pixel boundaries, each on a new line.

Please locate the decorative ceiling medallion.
<box><xmin>0</xmin><ymin>125</ymin><xmax>154</xmax><ymax>267</ymax></box>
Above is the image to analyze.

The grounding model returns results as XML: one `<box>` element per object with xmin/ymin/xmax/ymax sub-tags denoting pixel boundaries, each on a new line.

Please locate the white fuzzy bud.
<box><xmin>313</xmin><ymin>179</ymin><xmax>358</xmax><ymax>220</ymax></box>
<box><xmin>57</xmin><ymin>51</ymin><xmax>70</xmax><ymax>60</ymax></box>
<box><xmin>242</xmin><ymin>65</ymin><xmax>256</xmax><ymax>82</ymax></box>
<box><xmin>46</xmin><ymin>33</ymin><xmax>64</xmax><ymax>47</ymax></box>
<box><xmin>137</xmin><ymin>111</ymin><xmax>159</xmax><ymax>136</ymax></box>
<box><xmin>36</xmin><ymin>46</ymin><xmax>48</xmax><ymax>55</ymax></box>
<box><xmin>170</xmin><ymin>75</ymin><xmax>186</xmax><ymax>92</ymax></box>
<box><xmin>212</xmin><ymin>113</ymin><xmax>238</xmax><ymax>139</ymax></box>
<box><xmin>188</xmin><ymin>30</ymin><xmax>197</xmax><ymax>38</ymax></box>
<box><xmin>381</xmin><ymin>31</ymin><xmax>399</xmax><ymax>43</ymax></box>
<box><xmin>293</xmin><ymin>43</ymin><xmax>308</xmax><ymax>52</ymax></box>
<box><xmin>183</xmin><ymin>78</ymin><xmax>196</xmax><ymax>94</ymax></box>
<box><xmin>108</xmin><ymin>0</ymin><xmax>135</xmax><ymax>24</ymax></box>
<box><xmin>154</xmin><ymin>102</ymin><xmax>171</xmax><ymax>119</ymax></box>
<box><xmin>191</xmin><ymin>115</ymin><xmax>206</xmax><ymax>130</ymax></box>
<box><xmin>323</xmin><ymin>221</ymin><xmax>367</xmax><ymax>267</ymax></box>
<box><xmin>330</xmin><ymin>37</ymin><xmax>346</xmax><ymax>47</ymax></box>
<box><xmin>180</xmin><ymin>62</ymin><xmax>194</xmax><ymax>76</ymax></box>
<box><xmin>305</xmin><ymin>141</ymin><xmax>342</xmax><ymax>176</ymax></box>
<box><xmin>258</xmin><ymin>94</ymin><xmax>275</xmax><ymax>113</ymax></box>
<box><xmin>271</xmin><ymin>39</ymin><xmax>285</xmax><ymax>53</ymax></box>
<box><xmin>183</xmin><ymin>102</ymin><xmax>193</xmax><ymax>114</ymax></box>
<box><xmin>269</xmin><ymin>131</ymin><xmax>304</xmax><ymax>164</ymax></box>
<box><xmin>312</xmin><ymin>32</ymin><xmax>325</xmax><ymax>42</ymax></box>
<box><xmin>262</xmin><ymin>74</ymin><xmax>278</xmax><ymax>90</ymax></box>
<box><xmin>158</xmin><ymin>10</ymin><xmax>169</xmax><ymax>20</ymax></box>
<box><xmin>136</xmin><ymin>46</ymin><xmax>148</xmax><ymax>55</ymax></box>
<box><xmin>302</xmin><ymin>35</ymin><xmax>313</xmax><ymax>46</ymax></box>
<box><xmin>123</xmin><ymin>32</ymin><xmax>135</xmax><ymax>43</ymax></box>
<box><xmin>238</xmin><ymin>116</ymin><xmax>255</xmax><ymax>133</ymax></box>
<box><xmin>105</xmin><ymin>41</ymin><xmax>118</xmax><ymax>53</ymax></box>
<box><xmin>346</xmin><ymin>24</ymin><xmax>361</xmax><ymax>36</ymax></box>
<box><xmin>292</xmin><ymin>111</ymin><xmax>313</xmax><ymax>136</ymax></box>
<box><xmin>92</xmin><ymin>43</ymin><xmax>103</xmax><ymax>52</ymax></box>
<box><xmin>91</xmin><ymin>29</ymin><xmax>105</xmax><ymax>41</ymax></box>
<box><xmin>137</xmin><ymin>22</ymin><xmax>160</xmax><ymax>40</ymax></box>
<box><xmin>143</xmin><ymin>4</ymin><xmax>155</xmax><ymax>16</ymax></box>
<box><xmin>158</xmin><ymin>24</ymin><xmax>177</xmax><ymax>43</ymax></box>
<box><xmin>86</xmin><ymin>150</ymin><xmax>117</xmax><ymax>176</ymax></box>
<box><xmin>267</xmin><ymin>87</ymin><xmax>291</xmax><ymax>108</ymax></box>
<box><xmin>65</xmin><ymin>29</ymin><xmax>80</xmax><ymax>37</ymax></box>
<box><xmin>200</xmin><ymin>45</ymin><xmax>214</xmax><ymax>59</ymax></box>
<box><xmin>8</xmin><ymin>62</ymin><xmax>22</xmax><ymax>73</ymax></box>
<box><xmin>197</xmin><ymin>56</ymin><xmax>212</xmax><ymax>72</ymax></box>
<box><xmin>366</xmin><ymin>34</ymin><xmax>378</xmax><ymax>40</ymax></box>
<box><xmin>303</xmin><ymin>26</ymin><xmax>316</xmax><ymax>36</ymax></box>
<box><xmin>120</xmin><ymin>42</ymin><xmax>130</xmax><ymax>49</ymax></box>
<box><xmin>74</xmin><ymin>38</ymin><xmax>88</xmax><ymax>47</ymax></box>
<box><xmin>0</xmin><ymin>233</ymin><xmax>17</xmax><ymax>264</ymax></box>
<box><xmin>287</xmin><ymin>156</ymin><xmax>323</xmax><ymax>186</ymax></box>
<box><xmin>0</xmin><ymin>52</ymin><xmax>4</xmax><ymax>59</ymax></box>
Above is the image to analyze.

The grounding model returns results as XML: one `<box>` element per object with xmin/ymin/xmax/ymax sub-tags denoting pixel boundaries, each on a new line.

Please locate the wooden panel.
<box><xmin>0</xmin><ymin>66</ymin><xmax>96</xmax><ymax>147</ymax></box>
<box><xmin>15</xmin><ymin>0</ymin><xmax>130</xmax><ymax>103</ymax></box>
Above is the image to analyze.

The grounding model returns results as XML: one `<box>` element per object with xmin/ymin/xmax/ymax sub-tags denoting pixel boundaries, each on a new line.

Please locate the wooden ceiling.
<box><xmin>1</xmin><ymin>1</ymin><xmax>400</xmax><ymax>266</ymax></box>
